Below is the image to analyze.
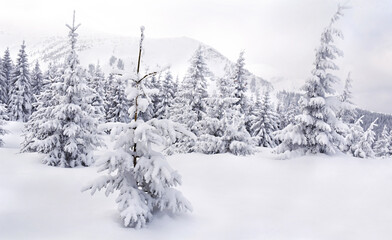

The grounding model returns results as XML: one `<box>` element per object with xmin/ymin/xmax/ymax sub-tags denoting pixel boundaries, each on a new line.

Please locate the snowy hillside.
<box><xmin>2</xmin><ymin>122</ymin><xmax>392</xmax><ymax>240</ymax></box>
<box><xmin>6</xmin><ymin>34</ymin><xmax>271</xmax><ymax>90</ymax></box>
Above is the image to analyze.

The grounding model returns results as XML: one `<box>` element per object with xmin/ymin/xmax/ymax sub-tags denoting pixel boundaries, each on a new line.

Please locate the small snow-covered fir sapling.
<box><xmin>83</xmin><ymin>27</ymin><xmax>194</xmax><ymax>229</ymax></box>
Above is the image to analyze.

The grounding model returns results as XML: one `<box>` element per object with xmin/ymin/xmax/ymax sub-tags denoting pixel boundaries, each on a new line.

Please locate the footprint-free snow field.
<box><xmin>1</xmin><ymin>122</ymin><xmax>392</xmax><ymax>240</ymax></box>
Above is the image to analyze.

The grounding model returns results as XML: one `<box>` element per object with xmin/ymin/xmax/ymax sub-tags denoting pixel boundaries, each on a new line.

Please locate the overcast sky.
<box><xmin>0</xmin><ymin>0</ymin><xmax>391</xmax><ymax>113</ymax></box>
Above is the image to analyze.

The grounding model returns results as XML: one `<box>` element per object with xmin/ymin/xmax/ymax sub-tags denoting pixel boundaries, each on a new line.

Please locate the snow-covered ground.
<box><xmin>1</xmin><ymin>121</ymin><xmax>392</xmax><ymax>240</ymax></box>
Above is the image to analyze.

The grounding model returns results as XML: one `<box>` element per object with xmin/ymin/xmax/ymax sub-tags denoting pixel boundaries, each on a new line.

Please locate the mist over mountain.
<box><xmin>3</xmin><ymin>33</ymin><xmax>271</xmax><ymax>93</ymax></box>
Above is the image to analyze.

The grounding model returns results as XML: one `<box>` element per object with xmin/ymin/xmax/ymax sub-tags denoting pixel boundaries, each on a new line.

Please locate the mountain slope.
<box><xmin>23</xmin><ymin>34</ymin><xmax>270</xmax><ymax>90</ymax></box>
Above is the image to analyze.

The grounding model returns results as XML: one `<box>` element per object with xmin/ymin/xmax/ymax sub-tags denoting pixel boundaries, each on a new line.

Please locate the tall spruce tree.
<box><xmin>21</xmin><ymin>63</ymin><xmax>60</xmax><ymax>153</ymax></box>
<box><xmin>2</xmin><ymin>48</ymin><xmax>13</xmax><ymax>103</ymax></box>
<box><xmin>106</xmin><ymin>76</ymin><xmax>131</xmax><ymax>123</ymax></box>
<box><xmin>87</xmin><ymin>62</ymin><xmax>105</xmax><ymax>123</ymax></box>
<box><xmin>0</xmin><ymin>58</ymin><xmax>7</xmax><ymax>105</ymax></box>
<box><xmin>232</xmin><ymin>51</ymin><xmax>249</xmax><ymax>115</ymax></box>
<box><xmin>275</xmin><ymin>6</ymin><xmax>348</xmax><ymax>156</ymax></box>
<box><xmin>250</xmin><ymin>89</ymin><xmax>279</xmax><ymax>148</ymax></box>
<box><xmin>31</xmin><ymin>61</ymin><xmax>44</xmax><ymax>96</ymax></box>
<box><xmin>25</xmin><ymin>12</ymin><xmax>102</xmax><ymax>167</ymax></box>
<box><xmin>156</xmin><ymin>69</ymin><xmax>175</xmax><ymax>119</ymax></box>
<box><xmin>181</xmin><ymin>46</ymin><xmax>209</xmax><ymax>130</ymax></box>
<box><xmin>337</xmin><ymin>72</ymin><xmax>356</xmax><ymax>124</ymax></box>
<box><xmin>8</xmin><ymin>41</ymin><xmax>33</xmax><ymax>122</ymax></box>
<box><xmin>0</xmin><ymin>104</ymin><xmax>7</xmax><ymax>147</ymax></box>
<box><xmin>83</xmin><ymin>27</ymin><xmax>193</xmax><ymax>228</ymax></box>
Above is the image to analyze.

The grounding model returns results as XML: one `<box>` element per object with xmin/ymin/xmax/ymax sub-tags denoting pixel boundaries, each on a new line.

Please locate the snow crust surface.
<box><xmin>1</xmin><ymin>122</ymin><xmax>392</xmax><ymax>239</ymax></box>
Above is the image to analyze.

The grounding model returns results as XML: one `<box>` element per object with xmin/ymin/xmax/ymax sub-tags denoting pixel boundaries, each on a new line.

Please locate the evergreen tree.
<box><xmin>181</xmin><ymin>46</ymin><xmax>209</xmax><ymax>131</ymax></box>
<box><xmin>345</xmin><ymin>116</ymin><xmax>364</xmax><ymax>155</ymax></box>
<box><xmin>352</xmin><ymin>118</ymin><xmax>377</xmax><ymax>158</ymax></box>
<box><xmin>232</xmin><ymin>51</ymin><xmax>249</xmax><ymax>115</ymax></box>
<box><xmin>139</xmin><ymin>73</ymin><xmax>160</xmax><ymax>121</ymax></box>
<box><xmin>25</xmin><ymin>12</ymin><xmax>102</xmax><ymax>167</ymax></box>
<box><xmin>195</xmin><ymin>66</ymin><xmax>255</xmax><ymax>155</ymax></box>
<box><xmin>83</xmin><ymin>27</ymin><xmax>192</xmax><ymax>228</ymax></box>
<box><xmin>337</xmin><ymin>72</ymin><xmax>356</xmax><ymax>124</ymax></box>
<box><xmin>31</xmin><ymin>61</ymin><xmax>44</xmax><ymax>96</ymax></box>
<box><xmin>87</xmin><ymin>62</ymin><xmax>105</xmax><ymax>123</ymax></box>
<box><xmin>2</xmin><ymin>48</ymin><xmax>13</xmax><ymax>103</ymax></box>
<box><xmin>106</xmin><ymin>75</ymin><xmax>131</xmax><ymax>123</ymax></box>
<box><xmin>156</xmin><ymin>69</ymin><xmax>175</xmax><ymax>119</ymax></box>
<box><xmin>275</xmin><ymin>6</ymin><xmax>348</xmax><ymax>157</ymax></box>
<box><xmin>374</xmin><ymin>125</ymin><xmax>390</xmax><ymax>158</ymax></box>
<box><xmin>250</xmin><ymin>89</ymin><xmax>279</xmax><ymax>148</ymax></box>
<box><xmin>0</xmin><ymin>58</ymin><xmax>7</xmax><ymax>105</ymax></box>
<box><xmin>8</xmin><ymin>41</ymin><xmax>33</xmax><ymax>122</ymax></box>
<box><xmin>117</xmin><ymin>58</ymin><xmax>124</xmax><ymax>70</ymax></box>
<box><xmin>21</xmin><ymin>63</ymin><xmax>60</xmax><ymax>153</ymax></box>
<box><xmin>0</xmin><ymin>104</ymin><xmax>8</xmax><ymax>147</ymax></box>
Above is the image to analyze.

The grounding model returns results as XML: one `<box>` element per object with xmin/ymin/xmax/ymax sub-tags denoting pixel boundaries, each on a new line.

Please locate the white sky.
<box><xmin>0</xmin><ymin>0</ymin><xmax>391</xmax><ymax>113</ymax></box>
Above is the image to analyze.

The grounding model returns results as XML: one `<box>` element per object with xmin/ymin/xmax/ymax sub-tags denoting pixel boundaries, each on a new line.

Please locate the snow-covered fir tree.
<box><xmin>42</xmin><ymin>62</ymin><xmax>59</xmax><ymax>90</ymax></box>
<box><xmin>117</xmin><ymin>58</ymin><xmax>124</xmax><ymax>70</ymax></box>
<box><xmin>232</xmin><ymin>51</ymin><xmax>249</xmax><ymax>116</ymax></box>
<box><xmin>166</xmin><ymin>80</ymin><xmax>198</xmax><ymax>154</ymax></box>
<box><xmin>31</xmin><ymin>61</ymin><xmax>43</xmax><ymax>96</ymax></box>
<box><xmin>166</xmin><ymin>46</ymin><xmax>210</xmax><ymax>154</ymax></box>
<box><xmin>83</xmin><ymin>27</ymin><xmax>193</xmax><ymax>228</ymax></box>
<box><xmin>25</xmin><ymin>12</ymin><xmax>102</xmax><ymax>167</ymax></box>
<box><xmin>195</xmin><ymin>66</ymin><xmax>255</xmax><ymax>155</ymax></box>
<box><xmin>250</xmin><ymin>89</ymin><xmax>279</xmax><ymax>148</ymax></box>
<box><xmin>373</xmin><ymin>125</ymin><xmax>390</xmax><ymax>158</ymax></box>
<box><xmin>275</xmin><ymin>6</ymin><xmax>348</xmax><ymax>157</ymax></box>
<box><xmin>0</xmin><ymin>58</ymin><xmax>7</xmax><ymax>105</ymax></box>
<box><xmin>345</xmin><ymin>116</ymin><xmax>364</xmax><ymax>155</ymax></box>
<box><xmin>337</xmin><ymin>72</ymin><xmax>356</xmax><ymax>124</ymax></box>
<box><xmin>21</xmin><ymin>63</ymin><xmax>61</xmax><ymax>153</ymax></box>
<box><xmin>275</xmin><ymin>91</ymin><xmax>302</xmax><ymax>130</ymax></box>
<box><xmin>0</xmin><ymin>104</ymin><xmax>8</xmax><ymax>147</ymax></box>
<box><xmin>86</xmin><ymin>62</ymin><xmax>105</xmax><ymax>122</ymax></box>
<box><xmin>352</xmin><ymin>118</ymin><xmax>377</xmax><ymax>158</ymax></box>
<box><xmin>156</xmin><ymin>69</ymin><xmax>175</xmax><ymax>119</ymax></box>
<box><xmin>106</xmin><ymin>75</ymin><xmax>131</xmax><ymax>123</ymax></box>
<box><xmin>2</xmin><ymin>48</ymin><xmax>13</xmax><ymax>103</ymax></box>
<box><xmin>180</xmin><ymin>46</ymin><xmax>209</xmax><ymax>133</ymax></box>
<box><xmin>139</xmin><ymin>73</ymin><xmax>160</xmax><ymax>121</ymax></box>
<box><xmin>8</xmin><ymin>42</ymin><xmax>33</xmax><ymax>122</ymax></box>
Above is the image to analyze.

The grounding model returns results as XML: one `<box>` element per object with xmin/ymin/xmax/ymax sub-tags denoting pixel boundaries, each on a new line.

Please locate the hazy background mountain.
<box><xmin>3</xmin><ymin>33</ymin><xmax>271</xmax><ymax>94</ymax></box>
